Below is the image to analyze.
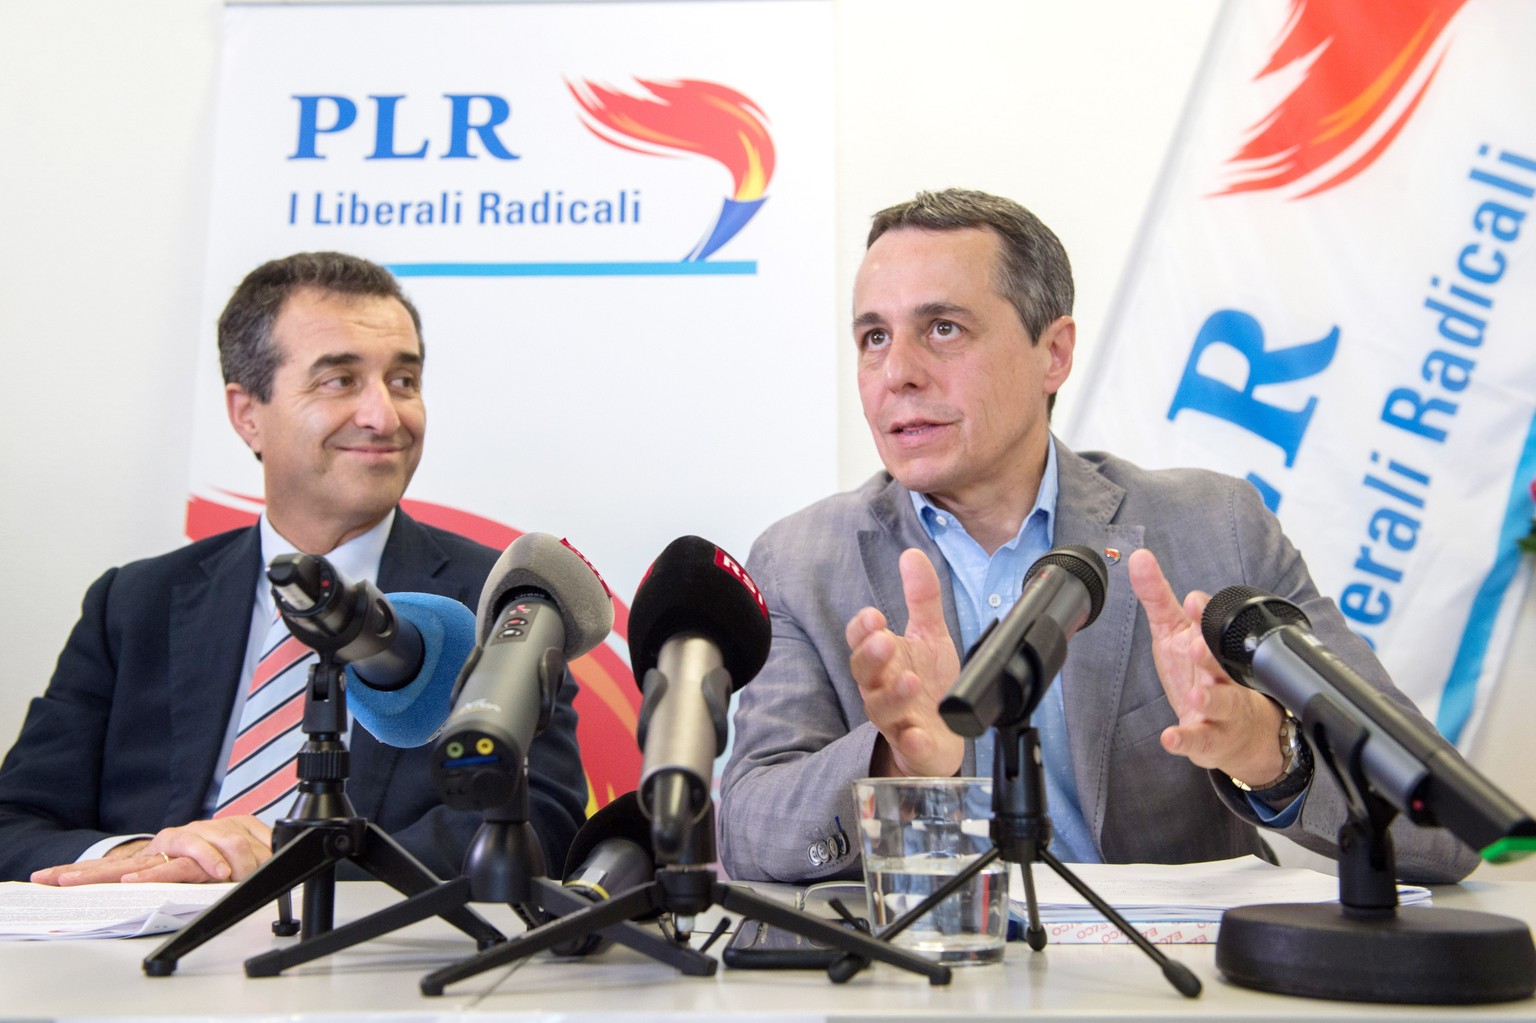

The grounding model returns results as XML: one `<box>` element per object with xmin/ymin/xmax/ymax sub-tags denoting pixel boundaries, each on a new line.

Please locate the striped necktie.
<box><xmin>213</xmin><ymin>610</ymin><xmax>313</xmax><ymax>824</ymax></box>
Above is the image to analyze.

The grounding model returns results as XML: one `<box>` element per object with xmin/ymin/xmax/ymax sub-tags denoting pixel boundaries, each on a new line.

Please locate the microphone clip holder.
<box><xmin>142</xmin><ymin>651</ymin><xmax>504</xmax><ymax>978</ymax></box>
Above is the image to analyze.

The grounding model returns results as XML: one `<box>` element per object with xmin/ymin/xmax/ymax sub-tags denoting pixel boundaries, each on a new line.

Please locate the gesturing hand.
<box><xmin>846</xmin><ymin>548</ymin><xmax>964</xmax><ymax>778</ymax></box>
<box><xmin>1127</xmin><ymin>548</ymin><xmax>1285</xmax><ymax>787</ymax></box>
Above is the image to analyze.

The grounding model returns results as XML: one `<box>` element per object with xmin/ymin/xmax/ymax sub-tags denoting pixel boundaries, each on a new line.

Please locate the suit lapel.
<box><xmin>376</xmin><ymin>511</ymin><xmax>447</xmax><ymax>593</ymax></box>
<box><xmin>1050</xmin><ymin>442</ymin><xmax>1143</xmax><ymax>843</ymax></box>
<box><xmin>167</xmin><ymin>529</ymin><xmax>261</xmax><ymax>823</ymax></box>
<box><xmin>858</xmin><ymin>477</ymin><xmax>964</xmax><ymax>650</ymax></box>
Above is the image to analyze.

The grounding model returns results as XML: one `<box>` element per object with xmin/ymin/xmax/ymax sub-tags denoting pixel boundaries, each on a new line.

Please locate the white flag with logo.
<box><xmin>1065</xmin><ymin>0</ymin><xmax>1536</xmax><ymax>748</ymax></box>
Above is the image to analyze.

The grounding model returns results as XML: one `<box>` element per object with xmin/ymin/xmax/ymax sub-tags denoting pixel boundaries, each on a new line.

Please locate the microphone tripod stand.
<box><xmin>241</xmin><ymin>773</ymin><xmax>715</xmax><ymax>978</ymax></box>
<box><xmin>829</xmin><ymin>718</ymin><xmax>1202</xmax><ymax>997</ymax></box>
<box><xmin>1215</xmin><ymin>700</ymin><xmax>1535</xmax><ymax>1003</ymax></box>
<box><xmin>142</xmin><ymin>652</ymin><xmax>503</xmax><ymax>977</ymax></box>
<box><xmin>417</xmin><ymin>801</ymin><xmax>953</xmax><ymax>994</ymax></box>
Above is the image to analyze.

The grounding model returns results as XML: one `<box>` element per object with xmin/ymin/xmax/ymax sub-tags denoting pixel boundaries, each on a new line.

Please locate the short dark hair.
<box><xmin>867</xmin><ymin>189</ymin><xmax>1074</xmax><ymax>346</ymax></box>
<box><xmin>217</xmin><ymin>252</ymin><xmax>422</xmax><ymax>402</ymax></box>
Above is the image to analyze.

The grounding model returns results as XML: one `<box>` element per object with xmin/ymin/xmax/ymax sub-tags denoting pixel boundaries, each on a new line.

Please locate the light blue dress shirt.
<box><xmin>910</xmin><ymin>442</ymin><xmax>1101</xmax><ymax>863</ymax></box>
<box><xmin>910</xmin><ymin>446</ymin><xmax>1303</xmax><ymax>860</ymax></box>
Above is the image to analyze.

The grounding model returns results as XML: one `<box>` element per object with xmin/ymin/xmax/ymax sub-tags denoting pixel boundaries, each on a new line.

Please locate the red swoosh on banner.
<box><xmin>185</xmin><ymin>492</ymin><xmax>640</xmax><ymax>812</ymax></box>
<box><xmin>567</xmin><ymin>77</ymin><xmax>775</xmax><ymax>201</ymax></box>
<box><xmin>1215</xmin><ymin>0</ymin><xmax>1469</xmax><ymax>198</ymax></box>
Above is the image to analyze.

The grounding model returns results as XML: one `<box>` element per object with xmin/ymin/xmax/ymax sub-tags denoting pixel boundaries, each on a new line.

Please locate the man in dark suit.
<box><xmin>0</xmin><ymin>252</ymin><xmax>587</xmax><ymax>885</ymax></box>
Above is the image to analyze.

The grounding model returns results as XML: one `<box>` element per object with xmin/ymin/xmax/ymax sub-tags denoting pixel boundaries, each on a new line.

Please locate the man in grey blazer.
<box><xmin>717</xmin><ymin>190</ymin><xmax>1477</xmax><ymax>886</ymax></box>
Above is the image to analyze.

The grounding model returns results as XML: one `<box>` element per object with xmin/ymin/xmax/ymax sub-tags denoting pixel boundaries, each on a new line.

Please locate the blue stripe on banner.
<box><xmin>1437</xmin><ymin>409</ymin><xmax>1536</xmax><ymax>744</ymax></box>
<box><xmin>385</xmin><ymin>261</ymin><xmax>757</xmax><ymax>278</ymax></box>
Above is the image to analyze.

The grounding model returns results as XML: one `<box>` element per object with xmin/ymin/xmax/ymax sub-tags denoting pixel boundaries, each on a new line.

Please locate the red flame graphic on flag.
<box><xmin>568</xmin><ymin>78</ymin><xmax>775</xmax><ymax>201</ymax></box>
<box><xmin>1216</xmin><ymin>0</ymin><xmax>1469</xmax><ymax>199</ymax></box>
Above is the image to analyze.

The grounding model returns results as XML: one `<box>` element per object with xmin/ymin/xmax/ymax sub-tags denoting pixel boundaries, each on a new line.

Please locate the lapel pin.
<box><xmin>1102</xmin><ymin>547</ymin><xmax>1121</xmax><ymax>565</ymax></box>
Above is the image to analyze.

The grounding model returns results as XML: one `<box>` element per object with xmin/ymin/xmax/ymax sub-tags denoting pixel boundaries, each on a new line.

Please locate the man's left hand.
<box><xmin>30</xmin><ymin>815</ymin><xmax>274</xmax><ymax>886</ymax></box>
<box><xmin>1127</xmin><ymin>548</ymin><xmax>1286</xmax><ymax>787</ymax></box>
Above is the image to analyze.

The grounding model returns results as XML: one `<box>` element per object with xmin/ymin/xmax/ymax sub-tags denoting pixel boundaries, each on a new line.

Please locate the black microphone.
<box><xmin>626</xmin><ymin>535</ymin><xmax>770</xmax><ymax>863</ymax></box>
<box><xmin>269</xmin><ymin>553</ymin><xmax>425</xmax><ymax>689</ymax></box>
<box><xmin>552</xmin><ymin>791</ymin><xmax>657</xmax><ymax>955</ymax></box>
<box><xmin>431</xmin><ymin>534</ymin><xmax>614</xmax><ymax>812</ymax></box>
<box><xmin>940</xmin><ymin>544</ymin><xmax>1108</xmax><ymax>736</ymax></box>
<box><xmin>1202</xmin><ymin>586</ymin><xmax>1536</xmax><ymax>857</ymax></box>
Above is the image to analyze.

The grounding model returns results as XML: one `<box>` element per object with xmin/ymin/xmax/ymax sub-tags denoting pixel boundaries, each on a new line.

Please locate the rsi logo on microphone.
<box><xmin>713</xmin><ymin>548</ymin><xmax>767</xmax><ymax>619</ymax></box>
<box><xmin>561</xmin><ymin>537</ymin><xmax>612</xmax><ymax>599</ymax></box>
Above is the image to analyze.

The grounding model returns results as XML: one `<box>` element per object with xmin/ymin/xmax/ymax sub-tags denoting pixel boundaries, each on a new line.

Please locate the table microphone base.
<box><xmin>1216</xmin><ymin>902</ymin><xmax>1536</xmax><ymax>1004</ymax></box>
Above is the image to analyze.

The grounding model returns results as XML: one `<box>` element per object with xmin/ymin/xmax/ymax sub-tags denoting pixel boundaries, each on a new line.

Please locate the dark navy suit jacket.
<box><xmin>0</xmin><ymin>512</ymin><xmax>588</xmax><ymax>882</ymax></box>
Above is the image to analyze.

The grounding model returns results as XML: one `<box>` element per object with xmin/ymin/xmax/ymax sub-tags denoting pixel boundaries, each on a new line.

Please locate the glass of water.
<box><xmin>852</xmin><ymin>776</ymin><xmax>1006</xmax><ymax>965</ymax></box>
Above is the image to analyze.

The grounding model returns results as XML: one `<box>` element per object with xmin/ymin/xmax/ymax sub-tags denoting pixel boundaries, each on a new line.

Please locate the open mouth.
<box><xmin>891</xmin><ymin>419</ymin><xmax>949</xmax><ymax>438</ymax></box>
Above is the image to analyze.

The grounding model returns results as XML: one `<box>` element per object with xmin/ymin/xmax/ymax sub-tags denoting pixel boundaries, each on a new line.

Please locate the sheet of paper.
<box><xmin>1006</xmin><ymin>856</ymin><xmax>1431</xmax><ymax>943</ymax></box>
<box><xmin>0</xmin><ymin>881</ymin><xmax>235</xmax><ymax>940</ymax></box>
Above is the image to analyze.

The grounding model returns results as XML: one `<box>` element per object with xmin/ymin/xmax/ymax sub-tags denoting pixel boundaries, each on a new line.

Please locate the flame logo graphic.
<box><xmin>1216</xmin><ymin>0</ymin><xmax>1469</xmax><ymax>198</ymax></box>
<box><xmin>568</xmin><ymin>77</ymin><xmax>775</xmax><ymax>260</ymax></box>
<box><xmin>186</xmin><ymin>493</ymin><xmax>641</xmax><ymax>814</ymax></box>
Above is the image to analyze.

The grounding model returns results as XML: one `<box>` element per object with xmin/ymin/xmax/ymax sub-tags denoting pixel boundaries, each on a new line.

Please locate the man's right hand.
<box><xmin>30</xmin><ymin>815</ymin><xmax>274</xmax><ymax>886</ymax></box>
<box><xmin>846</xmin><ymin>547</ymin><xmax>964</xmax><ymax>778</ymax></box>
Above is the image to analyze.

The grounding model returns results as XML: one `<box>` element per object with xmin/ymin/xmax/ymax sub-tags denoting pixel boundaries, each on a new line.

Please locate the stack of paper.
<box><xmin>1008</xmin><ymin>856</ymin><xmax>1431</xmax><ymax>945</ymax></box>
<box><xmin>0</xmin><ymin>881</ymin><xmax>234</xmax><ymax>940</ymax></box>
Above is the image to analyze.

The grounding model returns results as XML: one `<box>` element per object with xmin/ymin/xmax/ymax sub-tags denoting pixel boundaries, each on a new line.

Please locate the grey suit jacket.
<box><xmin>718</xmin><ymin>440</ymin><xmax>1478</xmax><ymax>885</ymax></box>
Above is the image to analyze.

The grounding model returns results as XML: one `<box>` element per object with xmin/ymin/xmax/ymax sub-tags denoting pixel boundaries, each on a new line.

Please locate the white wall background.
<box><xmin>2</xmin><ymin>0</ymin><xmax>1530</xmax><ymax>879</ymax></box>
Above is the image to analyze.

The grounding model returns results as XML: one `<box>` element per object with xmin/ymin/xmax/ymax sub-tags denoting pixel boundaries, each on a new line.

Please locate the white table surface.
<box><xmin>1</xmin><ymin>874</ymin><xmax>1532</xmax><ymax>1021</ymax></box>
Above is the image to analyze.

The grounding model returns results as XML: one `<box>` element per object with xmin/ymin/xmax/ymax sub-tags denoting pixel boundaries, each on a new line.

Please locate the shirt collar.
<box><xmin>256</xmin><ymin>509</ymin><xmax>396</xmax><ymax>618</ymax></box>
<box><xmin>909</xmin><ymin>437</ymin><xmax>1060</xmax><ymax>550</ymax></box>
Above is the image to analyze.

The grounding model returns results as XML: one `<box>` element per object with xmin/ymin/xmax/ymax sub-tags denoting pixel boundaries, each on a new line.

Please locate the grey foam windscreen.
<box><xmin>475</xmin><ymin>532</ymin><xmax>615</xmax><ymax>655</ymax></box>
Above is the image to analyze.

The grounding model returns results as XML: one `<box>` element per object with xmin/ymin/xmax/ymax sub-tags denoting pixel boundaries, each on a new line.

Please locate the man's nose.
<box><xmin>353</xmin><ymin>378</ymin><xmax>403</xmax><ymax>434</ymax></box>
<box><xmin>883</xmin><ymin>333</ymin><xmax>930</xmax><ymax>391</ymax></box>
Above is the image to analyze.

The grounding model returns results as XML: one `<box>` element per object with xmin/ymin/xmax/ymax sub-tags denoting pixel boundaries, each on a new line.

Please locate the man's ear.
<box><xmin>1041</xmin><ymin>315</ymin><xmax>1076</xmax><ymax>397</ymax></box>
<box><xmin>226</xmin><ymin>383</ymin><xmax>263</xmax><ymax>461</ymax></box>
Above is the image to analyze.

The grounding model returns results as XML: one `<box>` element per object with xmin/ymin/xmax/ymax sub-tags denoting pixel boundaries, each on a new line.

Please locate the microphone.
<box><xmin>1202</xmin><ymin>586</ymin><xmax>1536</xmax><ymax>857</ymax></box>
<box><xmin>266</xmin><ymin>554</ymin><xmax>477</xmax><ymax>747</ymax></box>
<box><xmin>940</xmin><ymin>544</ymin><xmax>1108</xmax><ymax>736</ymax></box>
<box><xmin>431</xmin><ymin>533</ymin><xmax>614</xmax><ymax>812</ymax></box>
<box><xmin>627</xmin><ymin>535</ymin><xmax>770</xmax><ymax>862</ymax></box>
<box><xmin>269</xmin><ymin>552</ymin><xmax>423</xmax><ymax>688</ymax></box>
<box><xmin>345</xmin><ymin>594</ymin><xmax>476</xmax><ymax>748</ymax></box>
<box><xmin>553</xmin><ymin>791</ymin><xmax>657</xmax><ymax>955</ymax></box>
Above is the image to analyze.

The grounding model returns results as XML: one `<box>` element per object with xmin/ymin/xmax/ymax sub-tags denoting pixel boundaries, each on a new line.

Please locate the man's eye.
<box><xmin>862</xmin><ymin>328</ymin><xmax>890</xmax><ymax>350</ymax></box>
<box><xmin>391</xmin><ymin>374</ymin><xmax>421</xmax><ymax>393</ymax></box>
<box><xmin>320</xmin><ymin>374</ymin><xmax>354</xmax><ymax>390</ymax></box>
<box><xmin>932</xmin><ymin>320</ymin><xmax>959</xmax><ymax>339</ymax></box>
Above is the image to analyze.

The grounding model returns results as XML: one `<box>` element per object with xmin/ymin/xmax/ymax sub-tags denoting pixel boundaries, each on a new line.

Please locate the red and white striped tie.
<box><xmin>213</xmin><ymin>611</ymin><xmax>313</xmax><ymax>824</ymax></box>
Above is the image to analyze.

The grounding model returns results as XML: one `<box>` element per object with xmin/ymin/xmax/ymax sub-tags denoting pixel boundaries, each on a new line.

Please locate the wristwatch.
<box><xmin>1230</xmin><ymin>708</ymin><xmax>1313</xmax><ymax>803</ymax></box>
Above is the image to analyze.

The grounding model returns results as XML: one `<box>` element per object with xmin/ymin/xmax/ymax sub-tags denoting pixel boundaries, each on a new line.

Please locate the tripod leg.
<box><xmin>273</xmin><ymin>889</ymin><xmax>299</xmax><ymax>937</ymax></box>
<box><xmin>1037</xmin><ymin>849</ymin><xmax>1201</xmax><ymax>998</ymax></box>
<box><xmin>825</xmin><ymin>847</ymin><xmax>998</xmax><ymax>983</ymax></box>
<box><xmin>245</xmin><ymin>877</ymin><xmax>480</xmax><ymax>977</ymax></box>
<box><xmin>718</xmin><ymin>886</ymin><xmax>951</xmax><ymax>985</ymax></box>
<box><xmin>420</xmin><ymin>884</ymin><xmax>664</xmax><ymax>995</ymax></box>
<box><xmin>1017</xmin><ymin>859</ymin><xmax>1046</xmax><ymax>950</ymax></box>
<box><xmin>300</xmin><ymin>867</ymin><xmax>336</xmax><ymax>939</ymax></box>
<box><xmin>530</xmin><ymin>879</ymin><xmax>715</xmax><ymax>977</ymax></box>
<box><xmin>349</xmin><ymin>822</ymin><xmax>504</xmax><ymax>947</ymax></box>
<box><xmin>142</xmin><ymin>829</ymin><xmax>337</xmax><ymax>976</ymax></box>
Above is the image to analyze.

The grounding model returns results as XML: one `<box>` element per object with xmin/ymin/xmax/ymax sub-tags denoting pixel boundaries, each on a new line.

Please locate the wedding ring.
<box><xmin>159</xmin><ymin>852</ymin><xmax>171</xmax><ymax>866</ymax></box>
